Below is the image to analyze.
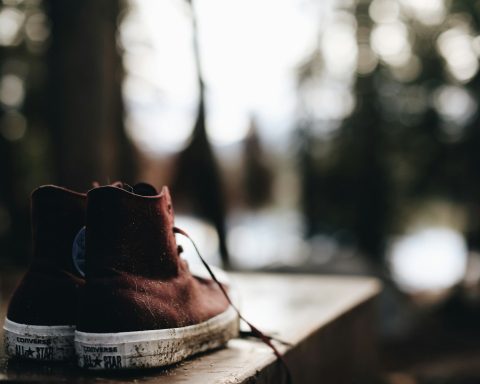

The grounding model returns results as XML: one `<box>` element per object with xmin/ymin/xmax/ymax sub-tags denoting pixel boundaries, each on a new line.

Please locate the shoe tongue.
<box><xmin>110</xmin><ymin>182</ymin><xmax>158</xmax><ymax>196</ymax></box>
<box><xmin>132</xmin><ymin>182</ymin><xmax>158</xmax><ymax>196</ymax></box>
<box><xmin>110</xmin><ymin>181</ymin><xmax>132</xmax><ymax>191</ymax></box>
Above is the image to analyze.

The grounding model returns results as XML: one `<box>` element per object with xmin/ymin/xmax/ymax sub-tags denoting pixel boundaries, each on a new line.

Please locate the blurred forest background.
<box><xmin>3</xmin><ymin>0</ymin><xmax>480</xmax><ymax>381</ymax></box>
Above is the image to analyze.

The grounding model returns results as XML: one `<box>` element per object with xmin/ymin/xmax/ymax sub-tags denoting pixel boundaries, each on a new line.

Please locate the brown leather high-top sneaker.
<box><xmin>4</xmin><ymin>185</ymin><xmax>86</xmax><ymax>361</ymax></box>
<box><xmin>75</xmin><ymin>184</ymin><xmax>239</xmax><ymax>370</ymax></box>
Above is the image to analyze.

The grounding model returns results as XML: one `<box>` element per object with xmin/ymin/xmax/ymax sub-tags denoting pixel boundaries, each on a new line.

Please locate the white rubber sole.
<box><xmin>3</xmin><ymin>318</ymin><xmax>75</xmax><ymax>361</ymax></box>
<box><xmin>75</xmin><ymin>305</ymin><xmax>239</xmax><ymax>370</ymax></box>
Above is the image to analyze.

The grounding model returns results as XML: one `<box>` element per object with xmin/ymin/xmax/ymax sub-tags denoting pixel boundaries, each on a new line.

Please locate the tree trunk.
<box><xmin>171</xmin><ymin>0</ymin><xmax>230</xmax><ymax>267</ymax></box>
<box><xmin>45</xmin><ymin>0</ymin><xmax>135</xmax><ymax>191</ymax></box>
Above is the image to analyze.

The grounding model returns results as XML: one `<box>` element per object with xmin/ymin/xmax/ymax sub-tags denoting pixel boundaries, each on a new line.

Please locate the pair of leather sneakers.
<box><xmin>3</xmin><ymin>183</ymin><xmax>239</xmax><ymax>369</ymax></box>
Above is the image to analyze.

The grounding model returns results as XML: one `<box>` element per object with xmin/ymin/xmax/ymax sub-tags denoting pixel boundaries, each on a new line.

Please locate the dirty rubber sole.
<box><xmin>3</xmin><ymin>318</ymin><xmax>75</xmax><ymax>361</ymax></box>
<box><xmin>75</xmin><ymin>306</ymin><xmax>239</xmax><ymax>370</ymax></box>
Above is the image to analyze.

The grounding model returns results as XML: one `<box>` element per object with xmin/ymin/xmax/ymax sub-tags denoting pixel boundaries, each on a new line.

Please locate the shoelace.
<box><xmin>173</xmin><ymin>226</ymin><xmax>293</xmax><ymax>384</ymax></box>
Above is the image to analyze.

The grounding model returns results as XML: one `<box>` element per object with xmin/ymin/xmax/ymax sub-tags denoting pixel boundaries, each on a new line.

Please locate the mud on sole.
<box><xmin>75</xmin><ymin>305</ymin><xmax>239</xmax><ymax>370</ymax></box>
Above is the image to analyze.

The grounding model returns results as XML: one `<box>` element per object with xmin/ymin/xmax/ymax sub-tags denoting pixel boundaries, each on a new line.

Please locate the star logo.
<box><xmin>93</xmin><ymin>356</ymin><xmax>102</xmax><ymax>367</ymax></box>
<box><xmin>25</xmin><ymin>347</ymin><xmax>35</xmax><ymax>358</ymax></box>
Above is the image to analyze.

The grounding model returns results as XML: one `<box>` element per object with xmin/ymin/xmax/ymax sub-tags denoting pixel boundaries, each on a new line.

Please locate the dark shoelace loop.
<box><xmin>173</xmin><ymin>226</ymin><xmax>293</xmax><ymax>384</ymax></box>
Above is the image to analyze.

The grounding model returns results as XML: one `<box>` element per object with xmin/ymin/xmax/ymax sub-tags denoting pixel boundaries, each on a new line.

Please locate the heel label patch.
<box><xmin>82</xmin><ymin>353</ymin><xmax>123</xmax><ymax>369</ymax></box>
<box><xmin>4</xmin><ymin>327</ymin><xmax>74</xmax><ymax>362</ymax></box>
<box><xmin>15</xmin><ymin>345</ymin><xmax>54</xmax><ymax>360</ymax></box>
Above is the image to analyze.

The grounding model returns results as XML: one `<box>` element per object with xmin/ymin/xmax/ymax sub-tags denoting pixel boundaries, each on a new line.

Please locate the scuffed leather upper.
<box><xmin>77</xmin><ymin>185</ymin><xmax>229</xmax><ymax>333</ymax></box>
<box><xmin>7</xmin><ymin>186</ymin><xmax>86</xmax><ymax>326</ymax></box>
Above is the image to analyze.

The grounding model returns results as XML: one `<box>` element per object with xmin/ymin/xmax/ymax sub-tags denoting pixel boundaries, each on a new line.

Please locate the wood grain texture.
<box><xmin>0</xmin><ymin>272</ymin><xmax>381</xmax><ymax>383</ymax></box>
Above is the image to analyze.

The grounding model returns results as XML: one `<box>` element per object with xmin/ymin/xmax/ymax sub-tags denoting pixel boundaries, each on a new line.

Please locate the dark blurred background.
<box><xmin>2</xmin><ymin>0</ymin><xmax>480</xmax><ymax>382</ymax></box>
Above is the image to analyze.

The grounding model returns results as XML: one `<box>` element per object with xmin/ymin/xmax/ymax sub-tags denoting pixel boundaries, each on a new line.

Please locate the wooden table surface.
<box><xmin>0</xmin><ymin>272</ymin><xmax>381</xmax><ymax>383</ymax></box>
